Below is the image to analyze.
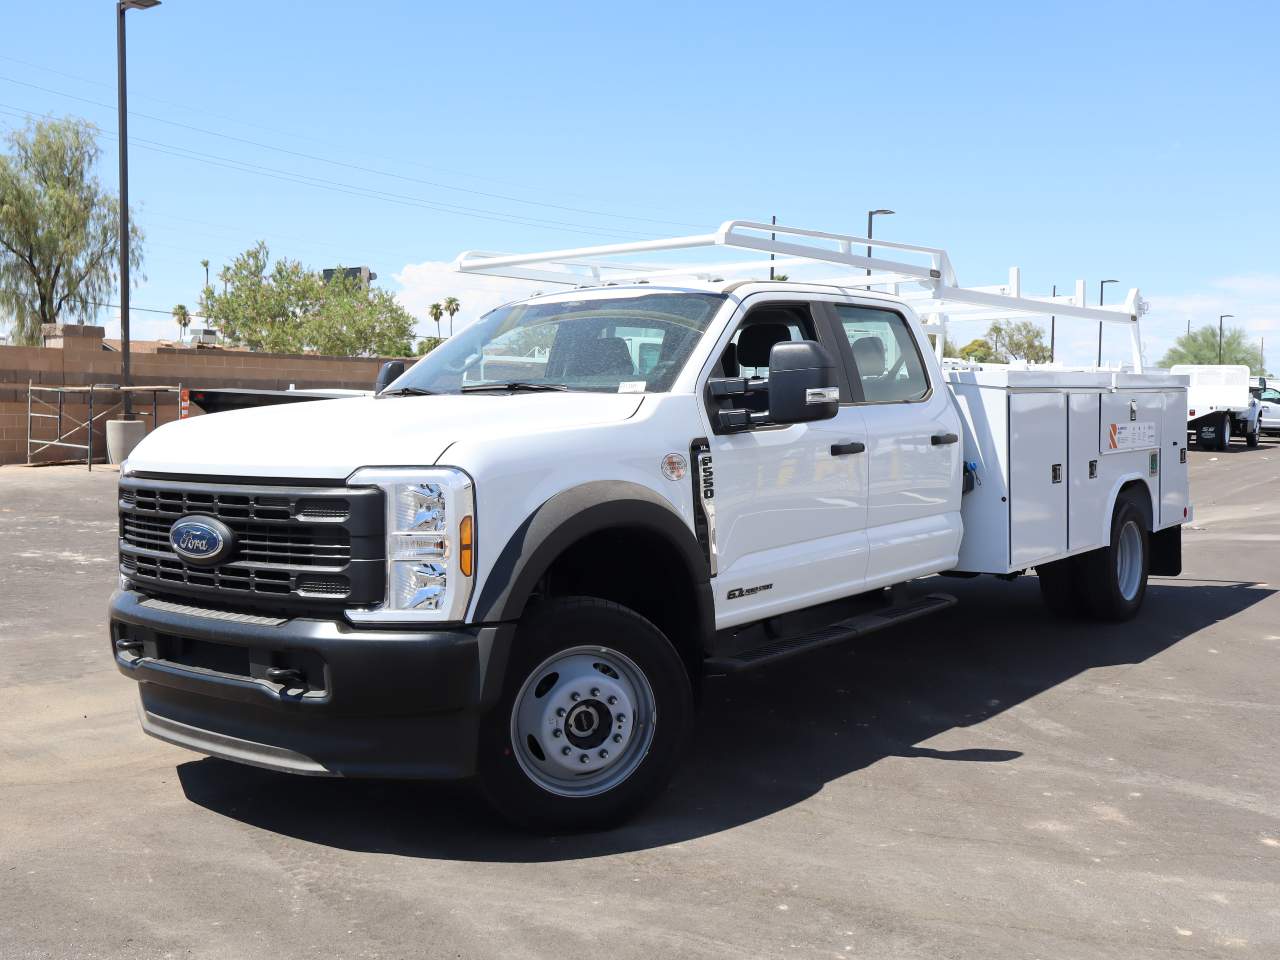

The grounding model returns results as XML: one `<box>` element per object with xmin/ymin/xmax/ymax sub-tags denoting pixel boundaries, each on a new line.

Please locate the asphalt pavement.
<box><xmin>2</xmin><ymin>447</ymin><xmax>1278</xmax><ymax>959</ymax></box>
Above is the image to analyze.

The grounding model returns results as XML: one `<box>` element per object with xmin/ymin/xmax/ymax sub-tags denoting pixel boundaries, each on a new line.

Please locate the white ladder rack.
<box><xmin>454</xmin><ymin>219</ymin><xmax>1148</xmax><ymax>372</ymax></box>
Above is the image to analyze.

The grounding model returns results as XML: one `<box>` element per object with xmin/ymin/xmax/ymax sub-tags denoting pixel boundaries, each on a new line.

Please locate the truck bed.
<box><xmin>945</xmin><ymin>367</ymin><xmax>1189</xmax><ymax>575</ymax></box>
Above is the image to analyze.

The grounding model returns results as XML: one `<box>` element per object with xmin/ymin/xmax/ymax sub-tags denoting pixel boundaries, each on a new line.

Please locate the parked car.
<box><xmin>1250</xmin><ymin>377</ymin><xmax>1280</xmax><ymax>436</ymax></box>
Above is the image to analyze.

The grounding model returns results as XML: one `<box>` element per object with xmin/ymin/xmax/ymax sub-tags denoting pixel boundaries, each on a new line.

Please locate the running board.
<box><xmin>704</xmin><ymin>593</ymin><xmax>957</xmax><ymax>673</ymax></box>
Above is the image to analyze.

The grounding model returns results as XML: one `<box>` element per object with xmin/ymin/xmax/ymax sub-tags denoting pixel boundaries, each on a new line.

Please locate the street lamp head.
<box><xmin>870</xmin><ymin>209</ymin><xmax>895</xmax><ymax>216</ymax></box>
<box><xmin>120</xmin><ymin>0</ymin><xmax>160</xmax><ymax>10</ymax></box>
<box><xmin>1220</xmin><ymin>314</ymin><xmax>1234</xmax><ymax>320</ymax></box>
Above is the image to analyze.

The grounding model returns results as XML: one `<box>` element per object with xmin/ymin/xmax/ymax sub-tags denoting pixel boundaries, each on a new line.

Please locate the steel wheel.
<box><xmin>1115</xmin><ymin>519</ymin><xmax>1144</xmax><ymax>602</ymax></box>
<box><xmin>510</xmin><ymin>645</ymin><xmax>657</xmax><ymax>798</ymax></box>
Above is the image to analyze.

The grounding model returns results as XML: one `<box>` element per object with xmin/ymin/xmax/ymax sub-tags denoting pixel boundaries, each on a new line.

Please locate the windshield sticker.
<box><xmin>618</xmin><ymin>381</ymin><xmax>647</xmax><ymax>394</ymax></box>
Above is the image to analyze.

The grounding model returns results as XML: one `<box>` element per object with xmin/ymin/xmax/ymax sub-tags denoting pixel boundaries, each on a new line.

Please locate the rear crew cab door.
<box><xmin>828</xmin><ymin>301</ymin><xmax>964</xmax><ymax>587</ymax></box>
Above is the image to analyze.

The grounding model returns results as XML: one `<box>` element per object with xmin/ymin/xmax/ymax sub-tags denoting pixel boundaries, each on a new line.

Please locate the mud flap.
<box><xmin>1150</xmin><ymin>525</ymin><xmax>1182</xmax><ymax>577</ymax></box>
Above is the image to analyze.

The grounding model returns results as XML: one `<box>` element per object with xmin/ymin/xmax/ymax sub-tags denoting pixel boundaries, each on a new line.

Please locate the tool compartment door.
<box><xmin>1160</xmin><ymin>389</ymin><xmax>1189</xmax><ymax>527</ymax></box>
<box><xmin>1009</xmin><ymin>392</ymin><xmax>1068</xmax><ymax>566</ymax></box>
<box><xmin>1068</xmin><ymin>393</ymin><xmax>1107</xmax><ymax>551</ymax></box>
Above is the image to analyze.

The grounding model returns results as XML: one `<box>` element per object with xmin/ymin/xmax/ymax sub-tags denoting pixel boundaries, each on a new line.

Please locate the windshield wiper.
<box><xmin>460</xmin><ymin>382</ymin><xmax>569</xmax><ymax>393</ymax></box>
<box><xmin>378</xmin><ymin>386</ymin><xmax>436</xmax><ymax>397</ymax></box>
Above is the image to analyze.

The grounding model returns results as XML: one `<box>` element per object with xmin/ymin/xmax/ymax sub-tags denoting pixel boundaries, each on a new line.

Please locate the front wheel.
<box><xmin>1247</xmin><ymin>423</ymin><xmax>1260</xmax><ymax>448</ymax></box>
<box><xmin>477</xmin><ymin>597</ymin><xmax>693</xmax><ymax>831</ymax></box>
<box><xmin>1080</xmin><ymin>490</ymin><xmax>1150</xmax><ymax>621</ymax></box>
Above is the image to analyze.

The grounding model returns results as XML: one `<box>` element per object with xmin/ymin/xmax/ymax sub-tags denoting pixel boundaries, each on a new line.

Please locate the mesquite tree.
<box><xmin>0</xmin><ymin>118</ymin><xmax>142</xmax><ymax>345</ymax></box>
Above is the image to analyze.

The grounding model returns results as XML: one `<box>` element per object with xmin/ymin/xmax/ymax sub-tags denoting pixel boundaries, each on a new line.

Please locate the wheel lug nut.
<box><xmin>616</xmin><ymin>714</ymin><xmax>626</xmax><ymax>724</ymax></box>
<box><xmin>591</xmin><ymin>688</ymin><xmax>601</xmax><ymax>698</ymax></box>
<box><xmin>570</xmin><ymin>692</ymin><xmax>581</xmax><ymax>701</ymax></box>
<box><xmin>579</xmin><ymin>753</ymin><xmax>589</xmax><ymax>764</ymax></box>
<box><xmin>613</xmin><ymin>734</ymin><xmax>622</xmax><ymax>743</ymax></box>
<box><xmin>598</xmin><ymin>749</ymin><xmax>609</xmax><ymax>759</ymax></box>
<box><xmin>561</xmin><ymin>746</ymin><xmax>571</xmax><ymax>756</ymax></box>
<box><xmin>552</xmin><ymin>728</ymin><xmax>562</xmax><ymax>738</ymax></box>
<box><xmin>556</xmin><ymin>707</ymin><xmax>566</xmax><ymax>717</ymax></box>
<box><xmin>607</xmin><ymin>695</ymin><xmax>617</xmax><ymax>705</ymax></box>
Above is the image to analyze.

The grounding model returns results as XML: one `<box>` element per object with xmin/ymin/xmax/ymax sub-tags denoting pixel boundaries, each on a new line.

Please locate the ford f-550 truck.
<box><xmin>109</xmin><ymin>221</ymin><xmax>1190</xmax><ymax>829</ymax></box>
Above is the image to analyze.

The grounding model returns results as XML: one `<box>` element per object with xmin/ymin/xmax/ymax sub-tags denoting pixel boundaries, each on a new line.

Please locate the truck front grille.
<box><xmin>118</xmin><ymin>476</ymin><xmax>384</xmax><ymax>615</ymax></box>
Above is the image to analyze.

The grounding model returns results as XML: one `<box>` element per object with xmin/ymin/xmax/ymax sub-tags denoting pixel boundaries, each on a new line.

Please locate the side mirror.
<box><xmin>767</xmin><ymin>340</ymin><xmax>839</xmax><ymax>424</ymax></box>
<box><xmin>374</xmin><ymin>360</ymin><xmax>405</xmax><ymax>393</ymax></box>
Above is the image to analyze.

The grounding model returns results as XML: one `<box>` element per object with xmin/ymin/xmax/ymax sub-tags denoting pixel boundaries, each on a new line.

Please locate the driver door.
<box><xmin>699</xmin><ymin>297</ymin><xmax>870</xmax><ymax>631</ymax></box>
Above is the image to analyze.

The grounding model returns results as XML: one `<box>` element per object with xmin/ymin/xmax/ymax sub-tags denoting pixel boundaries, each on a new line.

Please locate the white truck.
<box><xmin>109</xmin><ymin>221</ymin><xmax>1190</xmax><ymax>829</ymax></box>
<box><xmin>1173</xmin><ymin>364</ymin><xmax>1263</xmax><ymax>449</ymax></box>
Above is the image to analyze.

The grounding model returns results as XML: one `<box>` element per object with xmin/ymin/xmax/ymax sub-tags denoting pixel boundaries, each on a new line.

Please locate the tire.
<box><xmin>1079</xmin><ymin>490</ymin><xmax>1150</xmax><ymax>621</ymax></box>
<box><xmin>1247</xmin><ymin>424</ymin><xmax>1260</xmax><ymax>448</ymax></box>
<box><xmin>1036</xmin><ymin>555</ymin><xmax>1083</xmax><ymax>618</ymax></box>
<box><xmin>477</xmin><ymin>597</ymin><xmax>693</xmax><ymax>831</ymax></box>
<box><xmin>1217</xmin><ymin>413</ymin><xmax>1232</xmax><ymax>451</ymax></box>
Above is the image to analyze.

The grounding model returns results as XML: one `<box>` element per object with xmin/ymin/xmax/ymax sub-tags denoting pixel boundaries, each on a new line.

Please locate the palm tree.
<box><xmin>429</xmin><ymin>302</ymin><xmax>443</xmax><ymax>339</ymax></box>
<box><xmin>443</xmin><ymin>296</ymin><xmax>460</xmax><ymax>337</ymax></box>
<box><xmin>200</xmin><ymin>258</ymin><xmax>210</xmax><ymax>290</ymax></box>
<box><xmin>172</xmin><ymin>304</ymin><xmax>191</xmax><ymax>342</ymax></box>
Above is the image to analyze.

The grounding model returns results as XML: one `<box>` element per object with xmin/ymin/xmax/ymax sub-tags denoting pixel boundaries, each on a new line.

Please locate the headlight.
<box><xmin>346</xmin><ymin>467</ymin><xmax>475</xmax><ymax>623</ymax></box>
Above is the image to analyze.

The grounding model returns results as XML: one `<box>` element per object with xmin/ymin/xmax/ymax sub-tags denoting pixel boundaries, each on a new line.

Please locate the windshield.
<box><xmin>388</xmin><ymin>292</ymin><xmax>725</xmax><ymax>395</ymax></box>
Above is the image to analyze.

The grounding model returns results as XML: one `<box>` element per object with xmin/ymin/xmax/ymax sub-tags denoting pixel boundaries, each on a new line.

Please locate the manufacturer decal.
<box><xmin>1105</xmin><ymin>420</ymin><xmax>1156</xmax><ymax>452</ymax></box>
<box><xmin>690</xmin><ymin>441</ymin><xmax>718</xmax><ymax>577</ymax></box>
<box><xmin>169</xmin><ymin>515</ymin><xmax>234</xmax><ymax>566</ymax></box>
<box><xmin>727</xmin><ymin>583</ymin><xmax>773</xmax><ymax>600</ymax></box>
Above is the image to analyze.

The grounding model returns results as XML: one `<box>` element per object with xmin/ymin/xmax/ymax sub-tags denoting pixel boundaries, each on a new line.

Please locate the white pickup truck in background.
<box><xmin>109</xmin><ymin>220</ymin><xmax>1190</xmax><ymax>829</ymax></box>
<box><xmin>1251</xmin><ymin>377</ymin><xmax>1280</xmax><ymax>437</ymax></box>
<box><xmin>1173</xmin><ymin>364</ymin><xmax>1263</xmax><ymax>449</ymax></box>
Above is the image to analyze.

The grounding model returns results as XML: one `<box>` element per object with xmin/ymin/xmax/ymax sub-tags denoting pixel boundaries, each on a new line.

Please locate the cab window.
<box><xmin>712</xmin><ymin>304</ymin><xmax>822</xmax><ymax>414</ymax></box>
<box><xmin>835</xmin><ymin>305</ymin><xmax>930</xmax><ymax>403</ymax></box>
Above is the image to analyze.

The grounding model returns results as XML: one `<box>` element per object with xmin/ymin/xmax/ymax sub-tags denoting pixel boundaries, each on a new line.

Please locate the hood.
<box><xmin>126</xmin><ymin>392</ymin><xmax>645</xmax><ymax>480</ymax></box>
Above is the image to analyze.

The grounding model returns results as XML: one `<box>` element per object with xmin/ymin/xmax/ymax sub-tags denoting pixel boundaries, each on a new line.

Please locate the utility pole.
<box><xmin>1097</xmin><ymin>279</ymin><xmax>1118</xmax><ymax>366</ymax></box>
<box><xmin>1218</xmin><ymin>314</ymin><xmax>1234</xmax><ymax>364</ymax></box>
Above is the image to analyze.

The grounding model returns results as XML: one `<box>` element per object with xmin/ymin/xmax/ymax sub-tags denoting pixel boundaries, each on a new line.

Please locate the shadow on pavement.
<box><xmin>178</xmin><ymin>574</ymin><xmax>1271</xmax><ymax>862</ymax></box>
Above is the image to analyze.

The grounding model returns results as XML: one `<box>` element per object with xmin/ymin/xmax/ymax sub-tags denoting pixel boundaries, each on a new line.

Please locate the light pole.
<box><xmin>1097</xmin><ymin>279</ymin><xmax>1118</xmax><ymax>366</ymax></box>
<box><xmin>866</xmin><ymin>209</ymin><xmax>894</xmax><ymax>277</ymax></box>
<box><xmin>769</xmin><ymin>214</ymin><xmax>776</xmax><ymax>280</ymax></box>
<box><xmin>1218</xmin><ymin>314</ymin><xmax>1234</xmax><ymax>364</ymax></box>
<box><xmin>1050</xmin><ymin>284</ymin><xmax>1057</xmax><ymax>363</ymax></box>
<box><xmin>117</xmin><ymin>0</ymin><xmax>160</xmax><ymax>416</ymax></box>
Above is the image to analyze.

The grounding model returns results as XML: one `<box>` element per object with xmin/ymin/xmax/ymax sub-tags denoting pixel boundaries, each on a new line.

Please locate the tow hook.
<box><xmin>265</xmin><ymin>667</ymin><xmax>304</xmax><ymax>687</ymax></box>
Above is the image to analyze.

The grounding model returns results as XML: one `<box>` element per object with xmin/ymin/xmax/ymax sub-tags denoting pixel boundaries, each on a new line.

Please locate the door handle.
<box><xmin>830</xmin><ymin>441</ymin><xmax>865</xmax><ymax>456</ymax></box>
<box><xmin>931</xmin><ymin>433</ymin><xmax>959</xmax><ymax>446</ymax></box>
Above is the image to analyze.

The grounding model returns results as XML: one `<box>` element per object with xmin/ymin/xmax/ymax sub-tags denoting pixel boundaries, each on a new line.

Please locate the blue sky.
<box><xmin>3</xmin><ymin>0</ymin><xmax>1277</xmax><ymax>368</ymax></box>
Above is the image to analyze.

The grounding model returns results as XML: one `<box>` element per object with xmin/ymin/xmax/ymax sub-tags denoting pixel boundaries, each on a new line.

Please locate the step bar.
<box><xmin>705</xmin><ymin>593</ymin><xmax>957</xmax><ymax>673</ymax></box>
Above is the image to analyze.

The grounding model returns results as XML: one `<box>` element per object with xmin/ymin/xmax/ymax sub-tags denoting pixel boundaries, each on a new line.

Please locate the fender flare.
<box><xmin>1102</xmin><ymin>472</ymin><xmax>1156</xmax><ymax>541</ymax></box>
<box><xmin>471</xmin><ymin>480</ymin><xmax>714</xmax><ymax>638</ymax></box>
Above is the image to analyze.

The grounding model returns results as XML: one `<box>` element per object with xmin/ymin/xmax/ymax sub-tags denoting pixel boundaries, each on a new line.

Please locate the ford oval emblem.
<box><xmin>170</xmin><ymin>516</ymin><xmax>234</xmax><ymax>566</ymax></box>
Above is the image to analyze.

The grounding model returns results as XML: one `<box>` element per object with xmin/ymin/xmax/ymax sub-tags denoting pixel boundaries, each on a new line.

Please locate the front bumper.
<box><xmin>109</xmin><ymin>589</ymin><xmax>513</xmax><ymax>779</ymax></box>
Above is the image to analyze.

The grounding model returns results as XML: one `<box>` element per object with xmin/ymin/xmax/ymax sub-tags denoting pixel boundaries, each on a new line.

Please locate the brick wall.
<box><xmin>0</xmin><ymin>325</ymin><xmax>406</xmax><ymax>465</ymax></box>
